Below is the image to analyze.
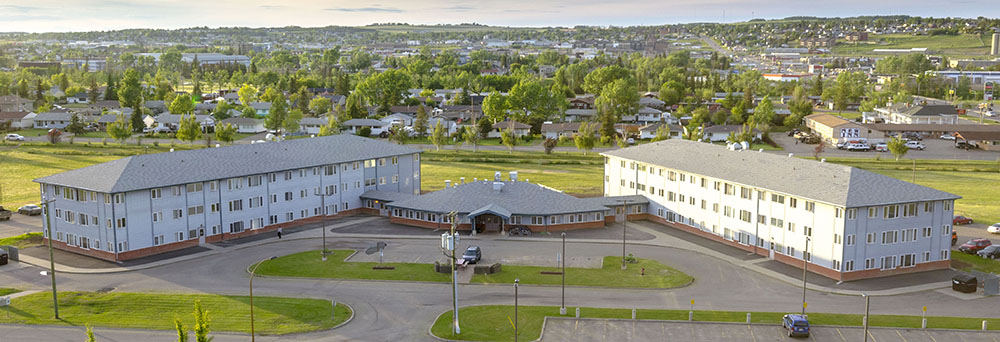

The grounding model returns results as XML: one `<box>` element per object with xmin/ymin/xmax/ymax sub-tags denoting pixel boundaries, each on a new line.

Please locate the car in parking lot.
<box><xmin>17</xmin><ymin>204</ymin><xmax>42</xmax><ymax>215</ymax></box>
<box><xmin>462</xmin><ymin>246</ymin><xmax>482</xmax><ymax>264</ymax></box>
<box><xmin>781</xmin><ymin>314</ymin><xmax>810</xmax><ymax>337</ymax></box>
<box><xmin>902</xmin><ymin>132</ymin><xmax>923</xmax><ymax>141</ymax></box>
<box><xmin>953</xmin><ymin>216</ymin><xmax>973</xmax><ymax>225</ymax></box>
<box><xmin>4</xmin><ymin>133</ymin><xmax>24</xmax><ymax>141</ymax></box>
<box><xmin>873</xmin><ymin>143</ymin><xmax>888</xmax><ymax>152</ymax></box>
<box><xmin>786</xmin><ymin>129</ymin><xmax>800</xmax><ymax>137</ymax></box>
<box><xmin>846</xmin><ymin>143</ymin><xmax>870</xmax><ymax>151</ymax></box>
<box><xmin>905</xmin><ymin>141</ymin><xmax>925</xmax><ymax>150</ymax></box>
<box><xmin>939</xmin><ymin>134</ymin><xmax>957</xmax><ymax>140</ymax></box>
<box><xmin>988</xmin><ymin>223</ymin><xmax>1000</xmax><ymax>234</ymax></box>
<box><xmin>958</xmin><ymin>239</ymin><xmax>992</xmax><ymax>254</ymax></box>
<box><xmin>978</xmin><ymin>245</ymin><xmax>1000</xmax><ymax>259</ymax></box>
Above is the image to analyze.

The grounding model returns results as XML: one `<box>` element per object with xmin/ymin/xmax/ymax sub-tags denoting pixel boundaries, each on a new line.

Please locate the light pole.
<box><xmin>801</xmin><ymin>236</ymin><xmax>810</xmax><ymax>315</ymax></box>
<box><xmin>249</xmin><ymin>256</ymin><xmax>276</xmax><ymax>342</ymax></box>
<box><xmin>41</xmin><ymin>197</ymin><xmax>58</xmax><ymax>319</ymax></box>
<box><xmin>441</xmin><ymin>211</ymin><xmax>460</xmax><ymax>335</ymax></box>
<box><xmin>620</xmin><ymin>199</ymin><xmax>629</xmax><ymax>270</ymax></box>
<box><xmin>313</xmin><ymin>188</ymin><xmax>329</xmax><ymax>260</ymax></box>
<box><xmin>862</xmin><ymin>293</ymin><xmax>870</xmax><ymax>342</ymax></box>
<box><xmin>560</xmin><ymin>231</ymin><xmax>566</xmax><ymax>315</ymax></box>
<box><xmin>514</xmin><ymin>278</ymin><xmax>519</xmax><ymax>342</ymax></box>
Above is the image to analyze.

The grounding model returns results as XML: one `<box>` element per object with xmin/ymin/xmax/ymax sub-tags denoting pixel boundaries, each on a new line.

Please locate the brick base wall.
<box><xmin>643</xmin><ymin>216</ymin><xmax>950</xmax><ymax>281</ymax></box>
<box><xmin>46</xmin><ymin>209</ymin><xmax>369</xmax><ymax>262</ymax></box>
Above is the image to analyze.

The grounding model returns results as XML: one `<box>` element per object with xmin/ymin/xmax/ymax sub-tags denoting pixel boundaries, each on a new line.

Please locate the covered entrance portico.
<box><xmin>468</xmin><ymin>204</ymin><xmax>511</xmax><ymax>234</ymax></box>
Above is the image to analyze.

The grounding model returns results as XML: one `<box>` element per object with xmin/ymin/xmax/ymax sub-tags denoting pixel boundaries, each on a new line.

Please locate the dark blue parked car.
<box><xmin>782</xmin><ymin>314</ymin><xmax>810</xmax><ymax>337</ymax></box>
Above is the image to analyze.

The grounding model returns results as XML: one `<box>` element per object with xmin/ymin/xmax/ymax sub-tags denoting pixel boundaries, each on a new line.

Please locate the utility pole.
<box><xmin>314</xmin><ymin>187</ymin><xmax>329</xmax><ymax>260</ymax></box>
<box><xmin>42</xmin><ymin>198</ymin><xmax>58</xmax><ymax>319</ymax></box>
<box><xmin>862</xmin><ymin>293</ymin><xmax>870</xmax><ymax>342</ymax></box>
<box><xmin>514</xmin><ymin>278</ymin><xmax>519</xmax><ymax>342</ymax></box>
<box><xmin>560</xmin><ymin>231</ymin><xmax>566</xmax><ymax>315</ymax></box>
<box><xmin>441</xmin><ymin>211</ymin><xmax>460</xmax><ymax>335</ymax></box>
<box><xmin>801</xmin><ymin>237</ymin><xmax>810</xmax><ymax>315</ymax></box>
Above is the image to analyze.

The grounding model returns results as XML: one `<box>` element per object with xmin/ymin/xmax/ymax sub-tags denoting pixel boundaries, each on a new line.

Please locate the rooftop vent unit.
<box><xmin>509</xmin><ymin>171</ymin><xmax>518</xmax><ymax>182</ymax></box>
<box><xmin>492</xmin><ymin>181</ymin><xmax>504</xmax><ymax>192</ymax></box>
<box><xmin>445</xmin><ymin>180</ymin><xmax>451</xmax><ymax>188</ymax></box>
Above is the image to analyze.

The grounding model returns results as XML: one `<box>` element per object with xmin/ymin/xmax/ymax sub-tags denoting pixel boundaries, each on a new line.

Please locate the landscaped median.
<box><xmin>256</xmin><ymin>251</ymin><xmax>693</xmax><ymax>289</ymax></box>
<box><xmin>0</xmin><ymin>288</ymin><xmax>20</xmax><ymax>297</ymax></box>
<box><xmin>471</xmin><ymin>256</ymin><xmax>693</xmax><ymax>288</ymax></box>
<box><xmin>952</xmin><ymin>252</ymin><xmax>1000</xmax><ymax>274</ymax></box>
<box><xmin>0</xmin><ymin>291</ymin><xmax>351</xmax><ymax>335</ymax></box>
<box><xmin>430</xmin><ymin>305</ymin><xmax>1000</xmax><ymax>342</ymax></box>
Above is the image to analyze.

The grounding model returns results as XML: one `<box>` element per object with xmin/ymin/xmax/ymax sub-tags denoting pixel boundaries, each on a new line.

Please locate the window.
<box><xmin>739</xmin><ymin>210</ymin><xmax>751</xmax><ymax>223</ymax></box>
<box><xmin>286</xmin><ymin>212</ymin><xmax>294</xmax><ymax>221</ymax></box>
<box><xmin>845</xmin><ymin>260</ymin><xmax>855</xmax><ymax>272</ymax></box>
<box><xmin>923</xmin><ymin>252</ymin><xmax>931</xmax><ymax>262</ymax></box>
<box><xmin>679</xmin><ymin>173</ymin><xmax>685</xmax><ymax>182</ymax></box>
<box><xmin>944</xmin><ymin>201</ymin><xmax>951</xmax><ymax>211</ymax></box>
<box><xmin>846</xmin><ymin>234</ymin><xmax>855</xmax><ymax>246</ymax></box>
<box><xmin>805</xmin><ymin>201</ymin><xmax>815</xmax><ymax>213</ymax></box>
<box><xmin>64</xmin><ymin>210</ymin><xmax>74</xmax><ymax>223</ymax></box>
<box><xmin>804</xmin><ymin>226</ymin><xmax>812</xmax><ymax>237</ymax></box>
<box><xmin>770</xmin><ymin>217</ymin><xmax>784</xmax><ymax>228</ymax></box>
<box><xmin>724</xmin><ymin>183</ymin><xmax>734</xmax><ymax>195</ymax></box>
<box><xmin>248</xmin><ymin>175</ymin><xmax>263</xmax><ymax>187</ymax></box>
<box><xmin>712</xmin><ymin>203</ymin><xmax>719</xmax><ymax>213</ymax></box>
<box><xmin>300</xmin><ymin>189</ymin><xmax>308</xmax><ymax>198</ymax></box>
<box><xmin>868</xmin><ymin>207</ymin><xmax>877</xmax><ymax>218</ymax></box>
<box><xmin>91</xmin><ymin>215</ymin><xmax>98</xmax><ymax>226</ymax></box>
<box><xmin>152</xmin><ymin>212</ymin><xmax>162</xmax><ymax>222</ymax></box>
<box><xmin>834</xmin><ymin>234</ymin><xmax>842</xmax><ymax>244</ymax></box>
<box><xmin>284</xmin><ymin>171</ymin><xmax>293</xmax><ymax>180</ymax></box>
<box><xmin>285</xmin><ymin>192</ymin><xmax>293</xmax><ymax>201</ymax></box>
<box><xmin>903</xmin><ymin>203</ymin><xmax>918</xmax><ymax>217</ymax></box>
<box><xmin>227</xmin><ymin>178</ymin><xmax>243</xmax><ymax>190</ymax></box>
<box><xmin>230</xmin><ymin>221</ymin><xmax>245</xmax><ymax>233</ymax></box>
<box><xmin>172</xmin><ymin>209</ymin><xmax>183</xmax><ymax>219</ymax></box>
<box><xmin>865</xmin><ymin>258</ymin><xmax>876</xmax><ymax>270</ymax></box>
<box><xmin>740</xmin><ymin>187</ymin><xmax>751</xmax><ymax>199</ymax></box>
<box><xmin>208</xmin><ymin>181</ymin><xmax>217</xmax><ymax>191</ymax></box>
<box><xmin>186</xmin><ymin>183</ymin><xmax>203</xmax><ymax>192</ymax></box>
<box><xmin>187</xmin><ymin>205</ymin><xmax>204</xmax><ymax>215</ymax></box>
<box><xmin>117</xmin><ymin>218</ymin><xmax>126</xmax><ymax>228</ymax></box>
<box><xmin>942</xmin><ymin>225</ymin><xmax>952</xmax><ymax>235</ymax></box>
<box><xmin>678</xmin><ymin>194</ymin><xmax>685</xmax><ymax>202</ymax></box>
<box><xmin>151</xmin><ymin>188</ymin><xmax>162</xmax><ymax>198</ymax></box>
<box><xmin>771</xmin><ymin>194</ymin><xmax>785</xmax><ymax>204</ymax></box>
<box><xmin>757</xmin><ymin>215</ymin><xmax>767</xmax><ymax>224</ymax></box>
<box><xmin>787</xmin><ymin>222</ymin><xmax>795</xmax><ymax>232</ymax></box>
<box><xmin>392</xmin><ymin>156</ymin><xmax>398</xmax><ymax>164</ymax></box>
<box><xmin>924</xmin><ymin>202</ymin><xmax>934</xmax><ymax>212</ymax></box>
<box><xmin>79</xmin><ymin>213</ymin><xmax>89</xmax><ymax>226</ymax></box>
<box><xmin>833</xmin><ymin>260</ymin><xmax>840</xmax><ymax>270</ymax></box>
<box><xmin>835</xmin><ymin>208</ymin><xmax>842</xmax><ymax>218</ymax></box>
<box><xmin>175</xmin><ymin>231</ymin><xmax>185</xmax><ymax>242</ymax></box>
<box><xmin>881</xmin><ymin>230</ymin><xmax>899</xmax><ymax>244</ymax></box>
<box><xmin>881</xmin><ymin>256</ymin><xmax>896</xmax><ymax>270</ymax></box>
<box><xmin>940</xmin><ymin>249</ymin><xmax>949</xmax><ymax>260</ymax></box>
<box><xmin>210</xmin><ymin>203</ymin><xmax>219</xmax><ymax>213</ymax></box>
<box><xmin>229</xmin><ymin>199</ymin><xmax>243</xmax><ymax>212</ymax></box>
<box><xmin>789</xmin><ymin>198</ymin><xmax>797</xmax><ymax>208</ymax></box>
<box><xmin>846</xmin><ymin>208</ymin><xmax>856</xmax><ymax>220</ymax></box>
<box><xmin>786</xmin><ymin>246</ymin><xmax>796</xmax><ymax>256</ymax></box>
<box><xmin>153</xmin><ymin>234</ymin><xmax>165</xmax><ymax>246</ymax></box>
<box><xmin>901</xmin><ymin>254</ymin><xmax>916</xmax><ymax>268</ymax></box>
<box><xmin>883</xmin><ymin>205</ymin><xmax>899</xmax><ymax>219</ymax></box>
<box><xmin>867</xmin><ymin>233</ymin><xmax>875</xmax><ymax>244</ymax></box>
<box><xmin>171</xmin><ymin>186</ymin><xmax>181</xmax><ymax>196</ymax></box>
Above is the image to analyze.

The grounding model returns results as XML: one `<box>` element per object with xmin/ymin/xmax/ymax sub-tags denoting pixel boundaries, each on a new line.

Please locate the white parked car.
<box><xmin>4</xmin><ymin>133</ymin><xmax>24</xmax><ymax>141</ymax></box>
<box><xmin>988</xmin><ymin>223</ymin><xmax>1000</xmax><ymax>234</ymax></box>
<box><xmin>905</xmin><ymin>141</ymin><xmax>925</xmax><ymax>150</ymax></box>
<box><xmin>846</xmin><ymin>143</ymin><xmax>870</xmax><ymax>151</ymax></box>
<box><xmin>939</xmin><ymin>134</ymin><xmax>956</xmax><ymax>141</ymax></box>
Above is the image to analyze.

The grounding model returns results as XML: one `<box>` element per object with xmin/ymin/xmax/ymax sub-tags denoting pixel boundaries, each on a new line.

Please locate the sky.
<box><xmin>0</xmin><ymin>0</ymin><xmax>998</xmax><ymax>33</ymax></box>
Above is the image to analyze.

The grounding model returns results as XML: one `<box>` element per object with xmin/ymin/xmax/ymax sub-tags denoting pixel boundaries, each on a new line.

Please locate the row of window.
<box><xmin>53</xmin><ymin>231</ymin><xmax>128</xmax><ymax>253</ymax></box>
<box><xmin>389</xmin><ymin>209</ymin><xmax>604</xmax><ymax>225</ymax></box>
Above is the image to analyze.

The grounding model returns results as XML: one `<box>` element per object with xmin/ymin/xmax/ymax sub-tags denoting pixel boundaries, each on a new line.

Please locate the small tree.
<box><xmin>463</xmin><ymin>126</ymin><xmax>480</xmax><ymax>152</ymax></box>
<box><xmin>107</xmin><ymin>114</ymin><xmax>133</xmax><ymax>145</ymax></box>
<box><xmin>283</xmin><ymin>108</ymin><xmax>304</xmax><ymax>135</ymax></box>
<box><xmin>319</xmin><ymin>115</ymin><xmax>341</xmax><ymax>136</ymax></box>
<box><xmin>888</xmin><ymin>136</ymin><xmax>908</xmax><ymax>161</ymax></box>
<box><xmin>214</xmin><ymin>123</ymin><xmax>236</xmax><ymax>145</ymax></box>
<box><xmin>169</xmin><ymin>94</ymin><xmax>196</xmax><ymax>114</ymax></box>
<box><xmin>615</xmin><ymin>135</ymin><xmax>627</xmax><ymax>148</ymax></box>
<box><xmin>501</xmin><ymin>126</ymin><xmax>517</xmax><ymax>153</ymax></box>
<box><xmin>476</xmin><ymin>118</ymin><xmax>492</xmax><ymax>139</ymax></box>
<box><xmin>543</xmin><ymin>138</ymin><xmax>557</xmax><ymax>154</ymax></box>
<box><xmin>192</xmin><ymin>300</ymin><xmax>212</xmax><ymax>342</ymax></box>
<box><xmin>175</xmin><ymin>317</ymin><xmax>189</xmax><ymax>342</ymax></box>
<box><xmin>430</xmin><ymin>121</ymin><xmax>447</xmax><ymax>151</ymax></box>
<box><xmin>85</xmin><ymin>324</ymin><xmax>96</xmax><ymax>342</ymax></box>
<box><xmin>308</xmin><ymin>96</ymin><xmax>332</xmax><ymax>116</ymax></box>
<box><xmin>651</xmin><ymin>124</ymin><xmax>671</xmax><ymax>142</ymax></box>
<box><xmin>357</xmin><ymin>126</ymin><xmax>371</xmax><ymax>137</ymax></box>
<box><xmin>575</xmin><ymin>122</ymin><xmax>596</xmax><ymax>154</ymax></box>
<box><xmin>47</xmin><ymin>129</ymin><xmax>62</xmax><ymax>144</ymax></box>
<box><xmin>66</xmin><ymin>113</ymin><xmax>86</xmax><ymax>135</ymax></box>
<box><xmin>389</xmin><ymin>125</ymin><xmax>407</xmax><ymax>144</ymax></box>
<box><xmin>176</xmin><ymin>114</ymin><xmax>202</xmax><ymax>144</ymax></box>
<box><xmin>813</xmin><ymin>139</ymin><xmax>826</xmax><ymax>160</ymax></box>
<box><xmin>413</xmin><ymin>105</ymin><xmax>428</xmax><ymax>137</ymax></box>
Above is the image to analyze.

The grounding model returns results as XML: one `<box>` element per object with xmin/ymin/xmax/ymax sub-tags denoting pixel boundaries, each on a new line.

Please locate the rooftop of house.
<box><xmin>0</xmin><ymin>111</ymin><xmax>31</xmax><ymax>120</ymax></box>
<box><xmin>343</xmin><ymin>118</ymin><xmax>388</xmax><ymax>127</ymax></box>
<box><xmin>220</xmin><ymin>117</ymin><xmax>263</xmax><ymax>125</ymax></box>
<box><xmin>35</xmin><ymin>134</ymin><xmax>421</xmax><ymax>193</ymax></box>
<box><xmin>884</xmin><ymin>103</ymin><xmax>959</xmax><ymax>117</ymax></box>
<box><xmin>702</xmin><ymin>125</ymin><xmax>762</xmax><ymax>135</ymax></box>
<box><xmin>541</xmin><ymin>122</ymin><xmax>582</xmax><ymax>132</ymax></box>
<box><xmin>601</xmin><ymin>139</ymin><xmax>960</xmax><ymax>208</ymax></box>
<box><xmin>492</xmin><ymin>120</ymin><xmax>531</xmax><ymax>129</ymax></box>
<box><xmin>805</xmin><ymin>113</ymin><xmax>854</xmax><ymax>128</ymax></box>
<box><xmin>384</xmin><ymin>179</ymin><xmax>610</xmax><ymax>216</ymax></box>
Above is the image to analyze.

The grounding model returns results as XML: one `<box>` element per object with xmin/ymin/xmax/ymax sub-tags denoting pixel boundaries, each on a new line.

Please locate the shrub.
<box><xmin>153</xmin><ymin>141</ymin><xmax>159</xmax><ymax>147</ymax></box>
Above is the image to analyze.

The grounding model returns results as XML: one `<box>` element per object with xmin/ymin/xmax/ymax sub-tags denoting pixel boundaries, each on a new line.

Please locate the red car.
<box><xmin>958</xmin><ymin>239</ymin><xmax>992</xmax><ymax>254</ymax></box>
<box><xmin>953</xmin><ymin>216</ymin><xmax>974</xmax><ymax>225</ymax></box>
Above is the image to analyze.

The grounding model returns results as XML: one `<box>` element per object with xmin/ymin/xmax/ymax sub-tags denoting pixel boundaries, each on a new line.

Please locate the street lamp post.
<box><xmin>441</xmin><ymin>211</ymin><xmax>460</xmax><ymax>335</ymax></box>
<box><xmin>862</xmin><ymin>293</ymin><xmax>870</xmax><ymax>342</ymax></box>
<box><xmin>314</xmin><ymin>188</ymin><xmax>329</xmax><ymax>260</ymax></box>
<box><xmin>620</xmin><ymin>199</ymin><xmax>629</xmax><ymax>270</ymax></box>
<box><xmin>41</xmin><ymin>198</ymin><xmax>58</xmax><ymax>319</ymax></box>
<box><xmin>801</xmin><ymin>236</ymin><xmax>810</xmax><ymax>315</ymax></box>
<box><xmin>514</xmin><ymin>278</ymin><xmax>519</xmax><ymax>342</ymax></box>
<box><xmin>249</xmin><ymin>256</ymin><xmax>276</xmax><ymax>342</ymax></box>
<box><xmin>560</xmin><ymin>231</ymin><xmax>566</xmax><ymax>315</ymax></box>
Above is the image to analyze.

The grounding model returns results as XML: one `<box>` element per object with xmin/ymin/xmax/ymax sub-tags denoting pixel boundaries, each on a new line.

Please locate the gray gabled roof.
<box><xmin>343</xmin><ymin>118</ymin><xmax>387</xmax><ymax>127</ymax></box>
<box><xmin>35</xmin><ymin>135</ymin><xmax>421</xmax><ymax>193</ymax></box>
<box><xmin>299</xmin><ymin>117</ymin><xmax>327</xmax><ymax>126</ymax></box>
<box><xmin>601</xmin><ymin>139</ymin><xmax>960</xmax><ymax>208</ymax></box>
<box><xmin>387</xmin><ymin>181</ymin><xmax>609</xmax><ymax>215</ymax></box>
<box><xmin>34</xmin><ymin>112</ymin><xmax>73</xmax><ymax>121</ymax></box>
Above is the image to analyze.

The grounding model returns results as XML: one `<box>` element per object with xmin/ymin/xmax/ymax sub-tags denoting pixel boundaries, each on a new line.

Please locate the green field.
<box><xmin>0</xmin><ymin>232</ymin><xmax>43</xmax><ymax>249</ymax></box>
<box><xmin>472</xmin><ymin>256</ymin><xmax>692</xmax><ymax>288</ymax></box>
<box><xmin>0</xmin><ymin>143</ymin><xmax>200</xmax><ymax>209</ymax></box>
<box><xmin>831</xmin><ymin>33</ymin><xmax>989</xmax><ymax>56</ymax></box>
<box><xmin>0</xmin><ymin>288</ymin><xmax>19</xmax><ymax>297</ymax></box>
<box><xmin>255</xmin><ymin>249</ymin><xmax>452</xmax><ymax>283</ymax></box>
<box><xmin>952</xmin><ymin>252</ymin><xmax>1000</xmax><ymax>274</ymax></box>
<box><xmin>0</xmin><ymin>292</ymin><xmax>350</xmax><ymax>335</ymax></box>
<box><xmin>824</xmin><ymin>158</ymin><xmax>1000</xmax><ymax>225</ymax></box>
<box><xmin>431</xmin><ymin>305</ymin><xmax>1000</xmax><ymax>342</ymax></box>
<box><xmin>421</xmin><ymin>149</ymin><xmax>604</xmax><ymax>195</ymax></box>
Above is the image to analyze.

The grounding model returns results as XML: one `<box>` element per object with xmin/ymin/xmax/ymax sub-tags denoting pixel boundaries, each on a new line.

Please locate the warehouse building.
<box><xmin>34</xmin><ymin>135</ymin><xmax>421</xmax><ymax>261</ymax></box>
<box><xmin>602</xmin><ymin>139</ymin><xmax>960</xmax><ymax>281</ymax></box>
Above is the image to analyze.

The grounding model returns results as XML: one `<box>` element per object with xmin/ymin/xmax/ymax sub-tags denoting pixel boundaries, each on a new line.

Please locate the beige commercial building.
<box><xmin>804</xmin><ymin>114</ymin><xmax>885</xmax><ymax>144</ymax></box>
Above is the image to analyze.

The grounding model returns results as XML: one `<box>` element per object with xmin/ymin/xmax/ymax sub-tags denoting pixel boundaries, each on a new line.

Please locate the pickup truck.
<box><xmin>0</xmin><ymin>206</ymin><xmax>11</xmax><ymax>221</ymax></box>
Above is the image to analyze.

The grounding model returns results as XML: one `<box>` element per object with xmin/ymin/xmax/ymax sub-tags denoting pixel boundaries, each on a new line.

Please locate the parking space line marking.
<box><xmin>923</xmin><ymin>330</ymin><xmax>937</xmax><ymax>342</ymax></box>
<box><xmin>747</xmin><ymin>324</ymin><xmax>757</xmax><ymax>342</ymax></box>
<box><xmin>896</xmin><ymin>330</ymin><xmax>907</xmax><ymax>342</ymax></box>
<box><xmin>835</xmin><ymin>328</ymin><xmax>847</xmax><ymax>342</ymax></box>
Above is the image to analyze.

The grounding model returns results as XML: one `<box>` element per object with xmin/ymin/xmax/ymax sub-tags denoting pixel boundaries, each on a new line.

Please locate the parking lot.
<box><xmin>770</xmin><ymin>133</ymin><xmax>1000</xmax><ymax>160</ymax></box>
<box><xmin>540</xmin><ymin>319</ymin><xmax>1000</xmax><ymax>342</ymax></box>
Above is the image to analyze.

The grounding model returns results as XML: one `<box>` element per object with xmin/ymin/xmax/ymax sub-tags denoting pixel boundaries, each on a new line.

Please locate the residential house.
<box><xmin>541</xmin><ymin>122</ymin><xmax>582</xmax><ymax>139</ymax></box>
<box><xmin>639</xmin><ymin>96</ymin><xmax>666</xmax><ymax>109</ymax></box>
<box><xmin>67</xmin><ymin>93</ymin><xmax>89</xmax><ymax>104</ymax></box>
<box><xmin>701</xmin><ymin>125</ymin><xmax>762</xmax><ymax>143</ymax></box>
<box><xmin>33</xmin><ymin>112</ymin><xmax>73</xmax><ymax>129</ymax></box>
<box><xmin>380</xmin><ymin>113</ymin><xmax>415</xmax><ymax>128</ymax></box>
<box><xmin>638</xmin><ymin>122</ymin><xmax>683</xmax><ymax>140</ymax></box>
<box><xmin>489</xmin><ymin>120</ymin><xmax>531</xmax><ymax>138</ymax></box>
<box><xmin>249</xmin><ymin>102</ymin><xmax>271</xmax><ymax>116</ymax></box>
<box><xmin>874</xmin><ymin>103</ymin><xmax>960</xmax><ymax>125</ymax></box>
<box><xmin>564</xmin><ymin>109</ymin><xmax>597</xmax><ymax>122</ymax></box>
<box><xmin>153</xmin><ymin>114</ymin><xmax>215</xmax><ymax>132</ymax></box>
<box><xmin>0</xmin><ymin>95</ymin><xmax>33</xmax><ymax>112</ymax></box>
<box><xmin>220</xmin><ymin>117</ymin><xmax>266</xmax><ymax>133</ymax></box>
<box><xmin>568</xmin><ymin>97</ymin><xmax>595</xmax><ymax>109</ymax></box>
<box><xmin>299</xmin><ymin>117</ymin><xmax>327</xmax><ymax>135</ymax></box>
<box><xmin>622</xmin><ymin>107</ymin><xmax>664</xmax><ymax>124</ymax></box>
<box><xmin>342</xmin><ymin>118</ymin><xmax>389</xmax><ymax>135</ymax></box>
<box><xmin>0</xmin><ymin>112</ymin><xmax>32</xmax><ymax>129</ymax></box>
<box><xmin>144</xmin><ymin>101</ymin><xmax>167</xmax><ymax>114</ymax></box>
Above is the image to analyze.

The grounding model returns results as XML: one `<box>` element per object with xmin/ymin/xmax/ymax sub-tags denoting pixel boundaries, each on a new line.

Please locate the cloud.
<box><xmin>259</xmin><ymin>5</ymin><xmax>284</xmax><ymax>10</ymax></box>
<box><xmin>442</xmin><ymin>6</ymin><xmax>475</xmax><ymax>11</ymax></box>
<box><xmin>326</xmin><ymin>7</ymin><xmax>403</xmax><ymax>13</ymax></box>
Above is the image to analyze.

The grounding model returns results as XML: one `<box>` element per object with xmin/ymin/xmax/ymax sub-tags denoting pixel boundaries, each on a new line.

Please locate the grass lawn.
<box><xmin>0</xmin><ymin>232</ymin><xmax>43</xmax><ymax>249</ymax></box>
<box><xmin>824</xmin><ymin>158</ymin><xmax>1000</xmax><ymax>225</ymax></box>
<box><xmin>405</xmin><ymin>137</ymin><xmax>523</xmax><ymax>147</ymax></box>
<box><xmin>0</xmin><ymin>289</ymin><xmax>20</xmax><ymax>297</ymax></box>
<box><xmin>951</xmin><ymin>252</ymin><xmax>1000</xmax><ymax>274</ymax></box>
<box><xmin>71</xmin><ymin>131</ymin><xmax>112</xmax><ymax>139</ymax></box>
<box><xmin>0</xmin><ymin>143</ymin><xmax>200</xmax><ymax>209</ymax></box>
<box><xmin>255</xmin><ymin>249</ymin><xmax>452</xmax><ymax>283</ymax></box>
<box><xmin>431</xmin><ymin>305</ymin><xmax>1000</xmax><ymax>342</ymax></box>
<box><xmin>421</xmin><ymin>149</ymin><xmax>603</xmax><ymax>195</ymax></box>
<box><xmin>10</xmin><ymin>128</ymin><xmax>51</xmax><ymax>137</ymax></box>
<box><xmin>959</xmin><ymin>114</ymin><xmax>1000</xmax><ymax>125</ymax></box>
<box><xmin>0</xmin><ymin>291</ymin><xmax>350</xmax><ymax>335</ymax></box>
<box><xmin>831</xmin><ymin>33</ymin><xmax>989</xmax><ymax>56</ymax></box>
<box><xmin>472</xmin><ymin>256</ymin><xmax>692</xmax><ymax>288</ymax></box>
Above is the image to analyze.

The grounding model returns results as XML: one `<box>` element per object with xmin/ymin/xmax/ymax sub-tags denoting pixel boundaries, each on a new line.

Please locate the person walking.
<box><xmin>277</xmin><ymin>227</ymin><xmax>283</xmax><ymax>239</ymax></box>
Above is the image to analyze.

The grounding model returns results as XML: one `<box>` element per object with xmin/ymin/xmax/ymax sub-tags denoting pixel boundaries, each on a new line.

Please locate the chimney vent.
<box><xmin>509</xmin><ymin>171</ymin><xmax>518</xmax><ymax>182</ymax></box>
<box><xmin>494</xmin><ymin>171</ymin><xmax>502</xmax><ymax>181</ymax></box>
<box><xmin>460</xmin><ymin>177</ymin><xmax>465</xmax><ymax>184</ymax></box>
<box><xmin>445</xmin><ymin>180</ymin><xmax>451</xmax><ymax>188</ymax></box>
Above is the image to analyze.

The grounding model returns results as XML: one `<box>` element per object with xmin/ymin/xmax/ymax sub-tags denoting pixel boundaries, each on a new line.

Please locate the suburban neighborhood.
<box><xmin>1</xmin><ymin>7</ymin><xmax>1000</xmax><ymax>342</ymax></box>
